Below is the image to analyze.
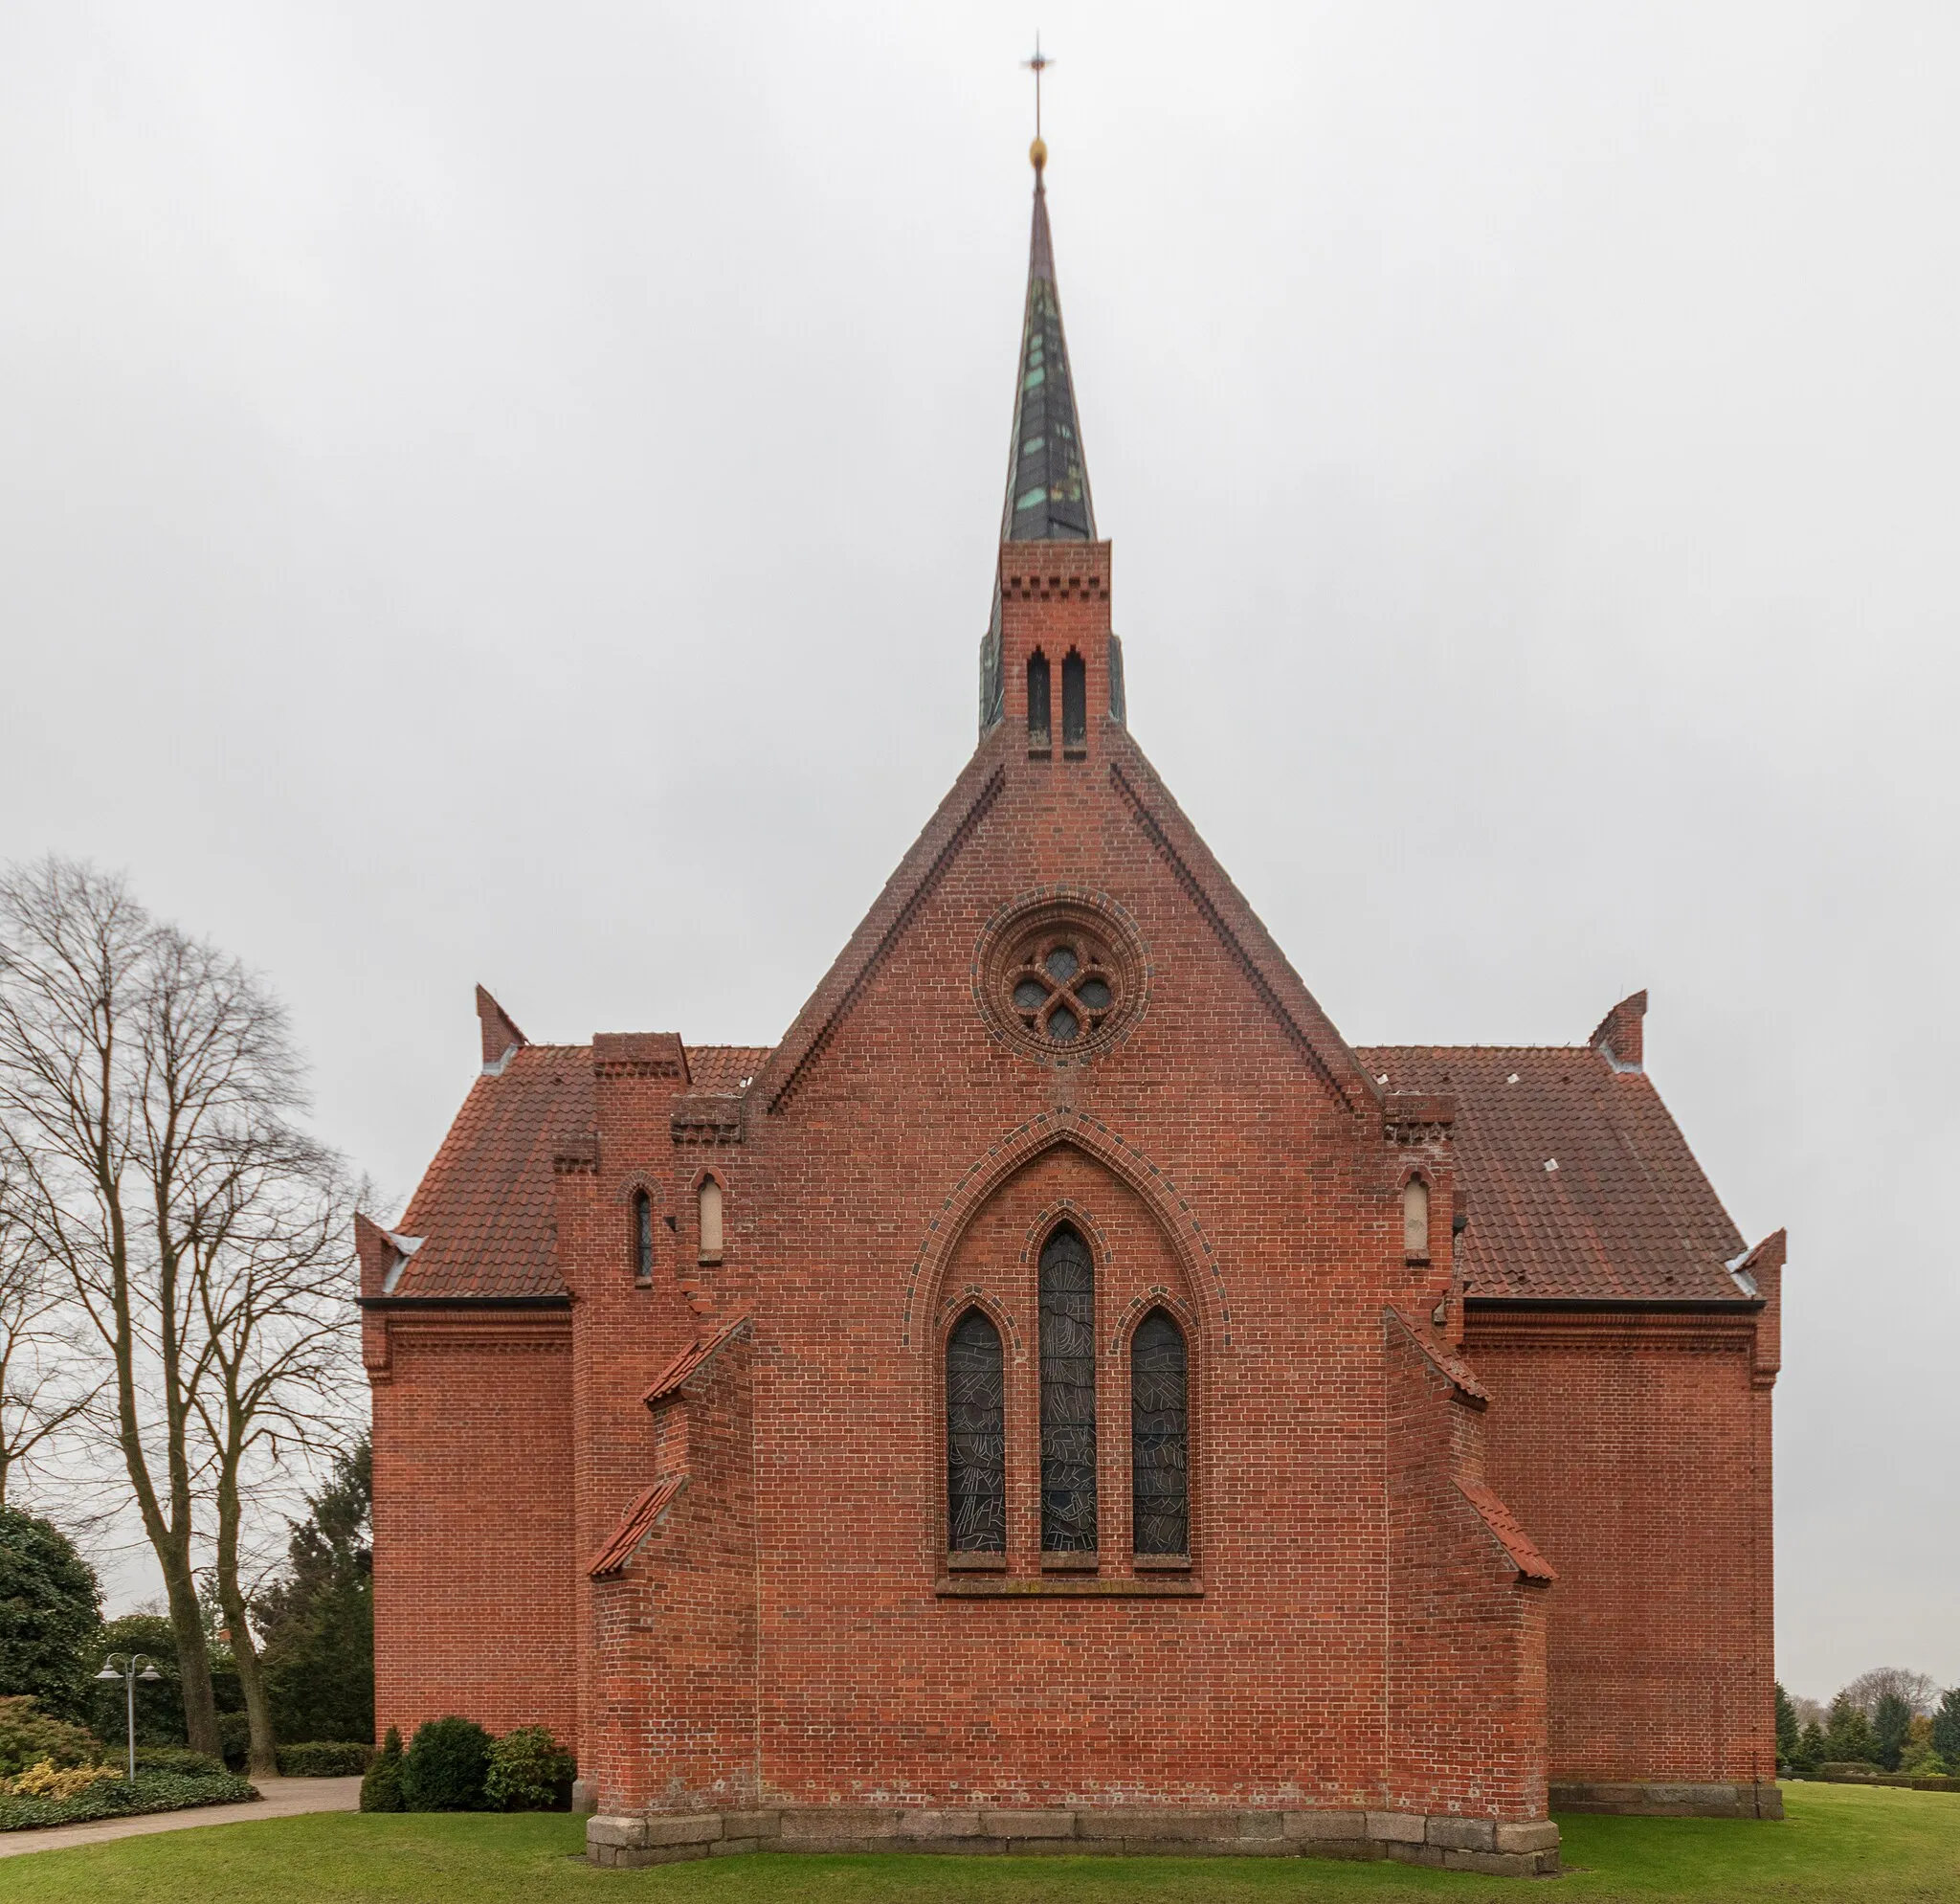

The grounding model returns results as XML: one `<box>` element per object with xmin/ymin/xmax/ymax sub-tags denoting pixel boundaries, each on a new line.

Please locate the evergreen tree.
<box><xmin>1796</xmin><ymin>1720</ymin><xmax>1826</xmax><ymax>1776</ymax></box>
<box><xmin>1932</xmin><ymin>1689</ymin><xmax>1960</xmax><ymax>1768</ymax></box>
<box><xmin>1824</xmin><ymin>1692</ymin><xmax>1880</xmax><ymax>1766</ymax></box>
<box><xmin>1774</xmin><ymin>1683</ymin><xmax>1800</xmax><ymax>1762</ymax></box>
<box><xmin>252</xmin><ymin>1441</ymin><xmax>372</xmax><ymax>1743</ymax></box>
<box><xmin>0</xmin><ymin>1506</ymin><xmax>100</xmax><ymax>1719</ymax></box>
<box><xmin>1873</xmin><ymin>1691</ymin><xmax>1913</xmax><ymax>1772</ymax></box>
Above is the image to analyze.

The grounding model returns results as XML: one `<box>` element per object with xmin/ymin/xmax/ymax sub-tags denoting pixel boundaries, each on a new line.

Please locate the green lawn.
<box><xmin>1</xmin><ymin>1786</ymin><xmax>1955</xmax><ymax>1903</ymax></box>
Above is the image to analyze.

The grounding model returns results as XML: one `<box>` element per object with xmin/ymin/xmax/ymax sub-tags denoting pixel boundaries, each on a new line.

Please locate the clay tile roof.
<box><xmin>683</xmin><ymin>1045</ymin><xmax>773</xmax><ymax>1090</ymax></box>
<box><xmin>390</xmin><ymin>1044</ymin><xmax>593</xmax><ymax>1298</ymax></box>
<box><xmin>1458</xmin><ymin>1478</ymin><xmax>1557</xmax><ymax>1582</ymax></box>
<box><xmin>643</xmin><ymin>1313</ymin><xmax>751</xmax><ymax>1406</ymax></box>
<box><xmin>1356</xmin><ymin>1043</ymin><xmax>1747</xmax><ymax>1304</ymax></box>
<box><xmin>588</xmin><ymin>1475</ymin><xmax>686</xmax><ymax>1579</ymax></box>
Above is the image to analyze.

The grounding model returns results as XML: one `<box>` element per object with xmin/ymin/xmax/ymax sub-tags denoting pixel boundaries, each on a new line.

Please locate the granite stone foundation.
<box><xmin>585</xmin><ymin>1806</ymin><xmax>1562</xmax><ymax>1876</ymax></box>
<box><xmin>1550</xmin><ymin>1781</ymin><xmax>1783</xmax><ymax>1819</ymax></box>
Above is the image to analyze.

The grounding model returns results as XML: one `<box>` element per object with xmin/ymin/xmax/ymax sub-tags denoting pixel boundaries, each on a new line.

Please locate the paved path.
<box><xmin>0</xmin><ymin>1775</ymin><xmax>363</xmax><ymax>1859</ymax></box>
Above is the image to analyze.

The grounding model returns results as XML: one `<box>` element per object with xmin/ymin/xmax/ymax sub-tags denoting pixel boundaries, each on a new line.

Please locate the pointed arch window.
<box><xmin>632</xmin><ymin>1190</ymin><xmax>655</xmax><ymax>1286</ymax></box>
<box><xmin>1038</xmin><ymin>1223</ymin><xmax>1098</xmax><ymax>1553</ymax></box>
<box><xmin>1130</xmin><ymin>1310</ymin><xmax>1189</xmax><ymax>1557</ymax></box>
<box><xmin>1061</xmin><ymin>650</ymin><xmax>1086</xmax><ymax>749</ymax></box>
<box><xmin>947</xmin><ymin>1310</ymin><xmax>1006</xmax><ymax>1553</ymax></box>
<box><xmin>1027</xmin><ymin>651</ymin><xmax>1051</xmax><ymax>749</ymax></box>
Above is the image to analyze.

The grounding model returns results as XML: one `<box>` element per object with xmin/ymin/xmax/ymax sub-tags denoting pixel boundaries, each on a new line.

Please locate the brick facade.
<box><xmin>361</xmin><ymin>166</ymin><xmax>1781</xmax><ymax>1868</ymax></box>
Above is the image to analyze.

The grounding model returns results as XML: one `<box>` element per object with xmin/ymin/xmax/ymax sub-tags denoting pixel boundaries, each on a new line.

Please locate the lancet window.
<box><xmin>1038</xmin><ymin>1223</ymin><xmax>1098</xmax><ymax>1552</ymax></box>
<box><xmin>633</xmin><ymin>1190</ymin><xmax>654</xmax><ymax>1285</ymax></box>
<box><xmin>1403</xmin><ymin>1176</ymin><xmax>1430</xmax><ymax>1259</ymax></box>
<box><xmin>946</xmin><ymin>1310</ymin><xmax>1006</xmax><ymax>1553</ymax></box>
<box><xmin>1027</xmin><ymin>651</ymin><xmax>1051</xmax><ymax>748</ymax></box>
<box><xmin>698</xmin><ymin>1177</ymin><xmax>724</xmax><ymax>1264</ymax></box>
<box><xmin>1130</xmin><ymin>1310</ymin><xmax>1189</xmax><ymax>1556</ymax></box>
<box><xmin>1061</xmin><ymin>650</ymin><xmax>1086</xmax><ymax>749</ymax></box>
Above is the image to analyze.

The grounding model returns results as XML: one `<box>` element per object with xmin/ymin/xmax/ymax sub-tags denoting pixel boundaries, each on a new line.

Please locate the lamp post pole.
<box><xmin>93</xmin><ymin>1654</ymin><xmax>162</xmax><ymax>1781</ymax></box>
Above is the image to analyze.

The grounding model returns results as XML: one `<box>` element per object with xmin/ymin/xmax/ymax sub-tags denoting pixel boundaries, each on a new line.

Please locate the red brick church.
<box><xmin>358</xmin><ymin>146</ymin><xmax>1786</xmax><ymax>1876</ymax></box>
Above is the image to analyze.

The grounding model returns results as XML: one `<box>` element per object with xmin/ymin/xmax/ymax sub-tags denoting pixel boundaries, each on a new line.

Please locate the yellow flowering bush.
<box><xmin>5</xmin><ymin>1758</ymin><xmax>118</xmax><ymax>1799</ymax></box>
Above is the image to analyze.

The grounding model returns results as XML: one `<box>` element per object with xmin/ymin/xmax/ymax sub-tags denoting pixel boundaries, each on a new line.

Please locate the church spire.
<box><xmin>998</xmin><ymin>130</ymin><xmax>1096</xmax><ymax>544</ymax></box>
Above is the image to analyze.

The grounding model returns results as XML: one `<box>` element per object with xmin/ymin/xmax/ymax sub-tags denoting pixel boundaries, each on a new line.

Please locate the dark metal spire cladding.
<box><xmin>999</xmin><ymin>163</ymin><xmax>1096</xmax><ymax>545</ymax></box>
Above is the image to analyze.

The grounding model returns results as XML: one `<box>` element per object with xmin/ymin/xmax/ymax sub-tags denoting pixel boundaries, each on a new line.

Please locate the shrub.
<box><xmin>216</xmin><ymin>1711</ymin><xmax>252</xmax><ymax>1770</ymax></box>
<box><xmin>277</xmin><ymin>1740</ymin><xmax>371</xmax><ymax>1777</ymax></box>
<box><xmin>0</xmin><ymin>1696</ymin><xmax>100</xmax><ymax>1778</ymax></box>
<box><xmin>484</xmin><ymin>1726</ymin><xmax>573</xmax><ymax>1812</ymax></box>
<box><xmin>0</xmin><ymin>1766</ymin><xmax>255</xmax><ymax>1832</ymax></box>
<box><xmin>5</xmin><ymin>1759</ymin><xmax>119</xmax><ymax>1800</ymax></box>
<box><xmin>133</xmin><ymin>1747</ymin><xmax>226</xmax><ymax>1778</ymax></box>
<box><xmin>358</xmin><ymin>1728</ymin><xmax>404</xmax><ymax>1813</ymax></box>
<box><xmin>400</xmin><ymin>1717</ymin><xmax>490</xmax><ymax>1812</ymax></box>
<box><xmin>0</xmin><ymin>1511</ymin><xmax>102</xmax><ymax>1720</ymax></box>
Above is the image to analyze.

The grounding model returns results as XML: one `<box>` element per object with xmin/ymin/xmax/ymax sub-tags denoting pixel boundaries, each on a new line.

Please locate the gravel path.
<box><xmin>0</xmin><ymin>1775</ymin><xmax>363</xmax><ymax>1859</ymax></box>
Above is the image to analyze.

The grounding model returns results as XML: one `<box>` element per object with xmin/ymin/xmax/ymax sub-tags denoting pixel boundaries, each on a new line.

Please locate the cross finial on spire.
<box><xmin>1023</xmin><ymin>34</ymin><xmax>1052</xmax><ymax>172</ymax></box>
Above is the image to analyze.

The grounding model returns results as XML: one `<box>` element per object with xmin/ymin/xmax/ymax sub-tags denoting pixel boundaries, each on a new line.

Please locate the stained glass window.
<box><xmin>1130</xmin><ymin>1310</ymin><xmax>1188</xmax><ymax>1556</ymax></box>
<box><xmin>1039</xmin><ymin>1224</ymin><xmax>1098</xmax><ymax>1552</ymax></box>
<box><xmin>634</xmin><ymin>1190</ymin><xmax>654</xmax><ymax>1283</ymax></box>
<box><xmin>947</xmin><ymin>1310</ymin><xmax>1006</xmax><ymax>1553</ymax></box>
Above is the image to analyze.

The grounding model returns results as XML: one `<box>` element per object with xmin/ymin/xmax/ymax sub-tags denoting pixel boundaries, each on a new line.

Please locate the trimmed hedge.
<box><xmin>277</xmin><ymin>1741</ymin><xmax>372</xmax><ymax>1777</ymax></box>
<box><xmin>133</xmin><ymin>1748</ymin><xmax>227</xmax><ymax>1778</ymax></box>
<box><xmin>0</xmin><ymin>1767</ymin><xmax>256</xmax><ymax>1832</ymax></box>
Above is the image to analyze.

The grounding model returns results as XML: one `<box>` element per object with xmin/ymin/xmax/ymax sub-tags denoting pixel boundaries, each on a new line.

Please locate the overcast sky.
<box><xmin>4</xmin><ymin>2</ymin><xmax>1954</xmax><ymax>1702</ymax></box>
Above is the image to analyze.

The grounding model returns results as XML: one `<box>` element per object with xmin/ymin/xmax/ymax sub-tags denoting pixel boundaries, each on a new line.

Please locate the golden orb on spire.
<box><xmin>1029</xmin><ymin>135</ymin><xmax>1048</xmax><ymax>172</ymax></box>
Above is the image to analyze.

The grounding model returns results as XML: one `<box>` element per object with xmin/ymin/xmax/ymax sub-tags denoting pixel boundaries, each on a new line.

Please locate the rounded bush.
<box><xmin>484</xmin><ymin>1726</ymin><xmax>574</xmax><ymax>1811</ymax></box>
<box><xmin>399</xmin><ymin>1717</ymin><xmax>491</xmax><ymax>1812</ymax></box>
<box><xmin>358</xmin><ymin>1728</ymin><xmax>404</xmax><ymax>1813</ymax></box>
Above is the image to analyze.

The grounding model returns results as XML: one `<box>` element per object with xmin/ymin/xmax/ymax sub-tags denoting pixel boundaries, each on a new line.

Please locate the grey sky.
<box><xmin>3</xmin><ymin>3</ymin><xmax>1953</xmax><ymax>1702</ymax></box>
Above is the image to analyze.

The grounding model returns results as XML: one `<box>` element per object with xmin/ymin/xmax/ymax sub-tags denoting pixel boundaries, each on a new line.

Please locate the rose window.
<box><xmin>1007</xmin><ymin>934</ymin><xmax>1119</xmax><ymax>1047</ymax></box>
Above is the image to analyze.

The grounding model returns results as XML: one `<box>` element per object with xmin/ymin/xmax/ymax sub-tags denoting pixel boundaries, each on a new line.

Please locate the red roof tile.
<box><xmin>685</xmin><ymin>1045</ymin><xmax>773</xmax><ymax>1089</ymax></box>
<box><xmin>392</xmin><ymin>1045</ymin><xmax>593</xmax><ymax>1298</ymax></box>
<box><xmin>643</xmin><ymin>1313</ymin><xmax>751</xmax><ymax>1406</ymax></box>
<box><xmin>1458</xmin><ymin>1478</ymin><xmax>1557</xmax><ymax>1582</ymax></box>
<box><xmin>588</xmin><ymin>1475</ymin><xmax>686</xmax><ymax>1579</ymax></box>
<box><xmin>1357</xmin><ymin>1044</ymin><xmax>1747</xmax><ymax>1304</ymax></box>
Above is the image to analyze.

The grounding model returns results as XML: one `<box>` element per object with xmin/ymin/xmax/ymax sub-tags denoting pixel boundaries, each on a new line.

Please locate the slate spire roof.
<box><xmin>998</xmin><ymin>151</ymin><xmax>1096</xmax><ymax>544</ymax></box>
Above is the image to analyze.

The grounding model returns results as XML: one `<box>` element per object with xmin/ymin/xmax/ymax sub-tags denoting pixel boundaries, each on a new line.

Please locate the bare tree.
<box><xmin>0</xmin><ymin>1165</ymin><xmax>100</xmax><ymax>1508</ymax></box>
<box><xmin>189</xmin><ymin>1142</ymin><xmax>362</xmax><ymax>1776</ymax></box>
<box><xmin>0</xmin><ymin>859</ymin><xmax>311</xmax><ymax>1757</ymax></box>
<box><xmin>1841</xmin><ymin>1667</ymin><xmax>1942</xmax><ymax>1718</ymax></box>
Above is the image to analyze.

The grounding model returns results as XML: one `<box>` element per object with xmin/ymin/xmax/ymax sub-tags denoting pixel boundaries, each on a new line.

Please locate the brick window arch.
<box><xmin>1130</xmin><ymin>1309</ymin><xmax>1189</xmax><ymax>1557</ymax></box>
<box><xmin>946</xmin><ymin>1309</ymin><xmax>1006</xmax><ymax>1553</ymax></box>
<box><xmin>1038</xmin><ymin>1223</ymin><xmax>1098</xmax><ymax>1553</ymax></box>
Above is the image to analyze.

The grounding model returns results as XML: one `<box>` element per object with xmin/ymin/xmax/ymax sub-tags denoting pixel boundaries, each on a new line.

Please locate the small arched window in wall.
<box><xmin>1027</xmin><ymin>650</ymin><xmax>1051</xmax><ymax>749</ymax></box>
<box><xmin>632</xmin><ymin>1189</ymin><xmax>655</xmax><ymax>1285</ymax></box>
<box><xmin>946</xmin><ymin>1310</ymin><xmax>1006</xmax><ymax>1554</ymax></box>
<box><xmin>1130</xmin><ymin>1310</ymin><xmax>1189</xmax><ymax>1557</ymax></box>
<box><xmin>1061</xmin><ymin>650</ymin><xmax>1086</xmax><ymax>750</ymax></box>
<box><xmin>1403</xmin><ymin>1176</ymin><xmax>1430</xmax><ymax>1260</ymax></box>
<box><xmin>698</xmin><ymin>1176</ymin><xmax>724</xmax><ymax>1265</ymax></box>
<box><xmin>1038</xmin><ymin>1223</ymin><xmax>1098</xmax><ymax>1554</ymax></box>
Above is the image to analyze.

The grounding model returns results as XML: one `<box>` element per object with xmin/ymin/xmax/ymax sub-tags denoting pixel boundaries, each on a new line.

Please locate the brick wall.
<box><xmin>369</xmin><ymin>1320</ymin><xmax>578</xmax><ymax>1747</ymax></box>
<box><xmin>1468</xmin><ymin>1307</ymin><xmax>1774</xmax><ymax>1784</ymax></box>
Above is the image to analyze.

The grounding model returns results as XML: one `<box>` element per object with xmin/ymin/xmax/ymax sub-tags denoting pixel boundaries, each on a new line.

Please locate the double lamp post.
<box><xmin>93</xmin><ymin>1654</ymin><xmax>163</xmax><ymax>1781</ymax></box>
